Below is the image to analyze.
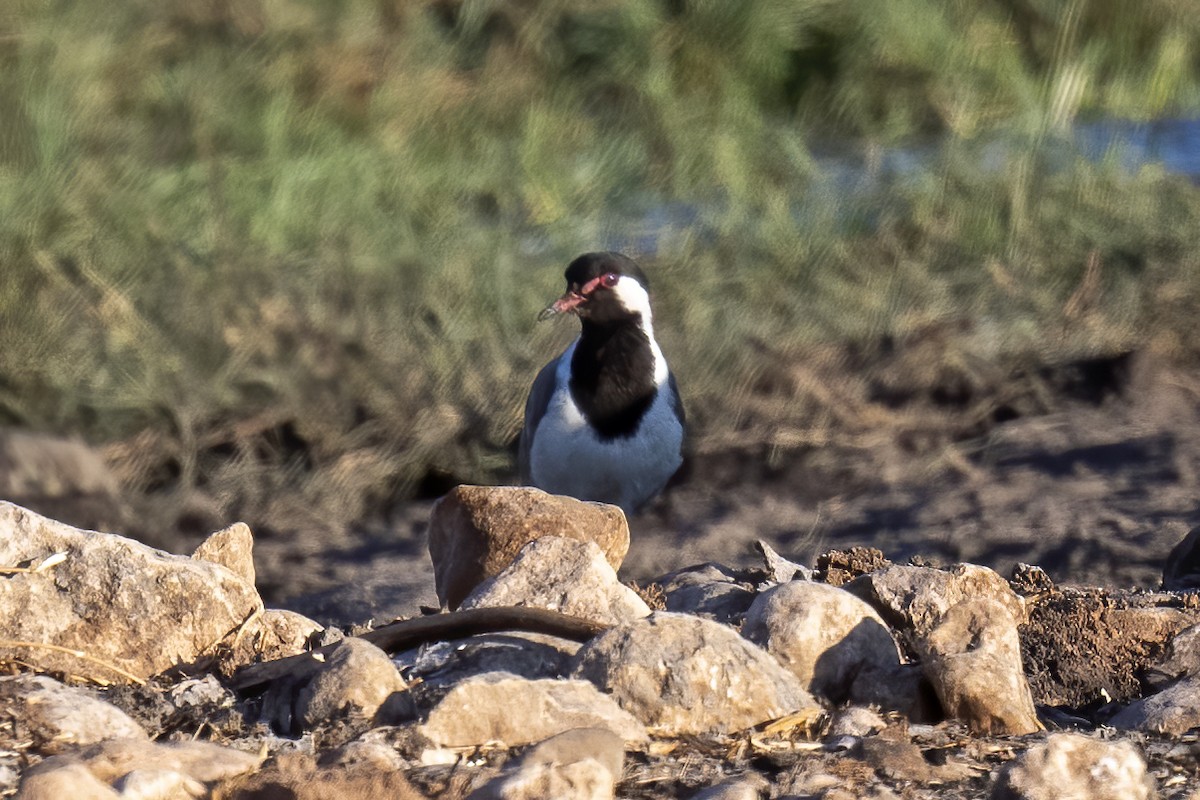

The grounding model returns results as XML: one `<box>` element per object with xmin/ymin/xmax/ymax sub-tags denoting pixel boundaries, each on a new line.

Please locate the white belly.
<box><xmin>529</xmin><ymin>384</ymin><xmax>683</xmax><ymax>513</ymax></box>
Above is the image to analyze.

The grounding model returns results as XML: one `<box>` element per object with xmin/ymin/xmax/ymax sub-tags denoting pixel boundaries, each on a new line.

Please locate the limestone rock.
<box><xmin>17</xmin><ymin>739</ymin><xmax>263</xmax><ymax>799</ymax></box>
<box><xmin>742</xmin><ymin>581</ymin><xmax>901</xmax><ymax>702</ymax></box>
<box><xmin>846</xmin><ymin>562</ymin><xmax>1025</xmax><ymax>637</ymax></box>
<box><xmin>915</xmin><ymin>598</ymin><xmax>1041</xmax><ymax>735</ymax></box>
<box><xmin>192</xmin><ymin>521</ymin><xmax>256</xmax><ymax>585</ymax></box>
<box><xmin>468</xmin><ymin>728</ymin><xmax>625</xmax><ymax>800</ymax></box>
<box><xmin>991</xmin><ymin>733</ymin><xmax>1153</xmax><ymax>800</ymax></box>
<box><xmin>0</xmin><ymin>675</ymin><xmax>146</xmax><ymax>755</ymax></box>
<box><xmin>294</xmin><ymin>639</ymin><xmax>410</xmax><ymax>729</ymax></box>
<box><xmin>1109</xmin><ymin>674</ymin><xmax>1200</xmax><ymax>734</ymax></box>
<box><xmin>428</xmin><ymin>485</ymin><xmax>629</xmax><ymax>609</ymax></box>
<box><xmin>0</xmin><ymin>502</ymin><xmax>262</xmax><ymax>682</ymax></box>
<box><xmin>461</xmin><ymin>536</ymin><xmax>649</xmax><ymax>624</ymax></box>
<box><xmin>656</xmin><ymin>563</ymin><xmax>757</xmax><ymax>624</ymax></box>
<box><xmin>571</xmin><ymin>612</ymin><xmax>820</xmax><ymax>735</ymax></box>
<box><xmin>418</xmin><ymin>672</ymin><xmax>647</xmax><ymax>748</ymax></box>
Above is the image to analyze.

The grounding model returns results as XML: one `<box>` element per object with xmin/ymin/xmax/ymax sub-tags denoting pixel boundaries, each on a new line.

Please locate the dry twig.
<box><xmin>0</xmin><ymin>640</ymin><xmax>145</xmax><ymax>685</ymax></box>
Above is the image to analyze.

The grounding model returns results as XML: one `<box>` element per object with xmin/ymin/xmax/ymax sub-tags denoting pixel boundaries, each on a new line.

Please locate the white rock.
<box><xmin>0</xmin><ymin>675</ymin><xmax>146</xmax><ymax>754</ymax></box>
<box><xmin>742</xmin><ymin>581</ymin><xmax>901</xmax><ymax>702</ymax></box>
<box><xmin>0</xmin><ymin>502</ymin><xmax>262</xmax><ymax>682</ymax></box>
<box><xmin>418</xmin><ymin>672</ymin><xmax>647</xmax><ymax>748</ymax></box>
<box><xmin>461</xmin><ymin>536</ymin><xmax>649</xmax><ymax>624</ymax></box>
<box><xmin>571</xmin><ymin>612</ymin><xmax>821</xmax><ymax>735</ymax></box>
<box><xmin>428</xmin><ymin>486</ymin><xmax>629</xmax><ymax>609</ymax></box>
<box><xmin>847</xmin><ymin>562</ymin><xmax>1025</xmax><ymax>636</ymax></box>
<box><xmin>467</xmin><ymin>728</ymin><xmax>626</xmax><ymax>800</ymax></box>
<box><xmin>991</xmin><ymin>733</ymin><xmax>1153</xmax><ymax>800</ymax></box>
<box><xmin>1109</xmin><ymin>673</ymin><xmax>1200</xmax><ymax>734</ymax></box>
<box><xmin>916</xmin><ymin>598</ymin><xmax>1041</xmax><ymax>735</ymax></box>
<box><xmin>293</xmin><ymin>639</ymin><xmax>410</xmax><ymax>730</ymax></box>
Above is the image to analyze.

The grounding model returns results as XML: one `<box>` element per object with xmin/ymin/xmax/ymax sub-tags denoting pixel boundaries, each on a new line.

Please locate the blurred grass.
<box><xmin>1</xmin><ymin>0</ymin><xmax>1199</xmax><ymax>538</ymax></box>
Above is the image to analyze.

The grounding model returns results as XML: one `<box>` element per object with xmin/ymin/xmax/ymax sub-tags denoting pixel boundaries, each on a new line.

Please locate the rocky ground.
<box><xmin>4</xmin><ymin>351</ymin><xmax>1200</xmax><ymax>798</ymax></box>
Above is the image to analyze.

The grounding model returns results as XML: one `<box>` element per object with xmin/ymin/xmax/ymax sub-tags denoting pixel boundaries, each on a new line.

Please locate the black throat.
<box><xmin>569</xmin><ymin>317</ymin><xmax>657</xmax><ymax>440</ymax></box>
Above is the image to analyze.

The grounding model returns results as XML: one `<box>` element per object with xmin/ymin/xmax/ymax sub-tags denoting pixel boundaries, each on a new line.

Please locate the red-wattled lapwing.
<box><xmin>518</xmin><ymin>252</ymin><xmax>685</xmax><ymax>514</ymax></box>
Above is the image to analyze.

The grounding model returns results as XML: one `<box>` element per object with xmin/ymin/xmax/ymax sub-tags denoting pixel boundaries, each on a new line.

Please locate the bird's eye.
<box><xmin>601</xmin><ymin>272</ymin><xmax>619</xmax><ymax>288</ymax></box>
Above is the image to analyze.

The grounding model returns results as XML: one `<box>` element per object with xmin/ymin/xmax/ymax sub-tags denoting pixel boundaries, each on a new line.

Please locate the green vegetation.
<box><xmin>1</xmin><ymin>0</ymin><xmax>1199</xmax><ymax>535</ymax></box>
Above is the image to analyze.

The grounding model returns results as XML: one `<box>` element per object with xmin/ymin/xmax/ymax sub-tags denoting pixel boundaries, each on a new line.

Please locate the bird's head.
<box><xmin>537</xmin><ymin>252</ymin><xmax>652</xmax><ymax>325</ymax></box>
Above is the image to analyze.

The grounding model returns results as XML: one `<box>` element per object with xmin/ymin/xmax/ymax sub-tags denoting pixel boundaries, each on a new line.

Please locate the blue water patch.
<box><xmin>1075</xmin><ymin>118</ymin><xmax>1200</xmax><ymax>179</ymax></box>
<box><xmin>591</xmin><ymin>118</ymin><xmax>1200</xmax><ymax>257</ymax></box>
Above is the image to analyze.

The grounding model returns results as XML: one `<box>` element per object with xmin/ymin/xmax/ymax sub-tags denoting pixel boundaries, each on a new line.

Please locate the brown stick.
<box><xmin>231</xmin><ymin>606</ymin><xmax>609</xmax><ymax>692</ymax></box>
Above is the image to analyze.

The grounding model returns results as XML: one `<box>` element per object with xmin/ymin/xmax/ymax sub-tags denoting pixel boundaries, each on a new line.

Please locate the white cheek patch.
<box><xmin>611</xmin><ymin>276</ymin><xmax>653</xmax><ymax>320</ymax></box>
<box><xmin>608</xmin><ymin>277</ymin><xmax>668</xmax><ymax>386</ymax></box>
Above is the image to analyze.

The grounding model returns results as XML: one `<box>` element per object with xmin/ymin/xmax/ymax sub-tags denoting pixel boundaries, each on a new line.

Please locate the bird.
<box><xmin>518</xmin><ymin>251</ymin><xmax>686</xmax><ymax>515</ymax></box>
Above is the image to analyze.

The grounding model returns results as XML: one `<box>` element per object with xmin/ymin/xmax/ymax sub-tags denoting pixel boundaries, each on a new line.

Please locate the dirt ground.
<box><xmin>258</xmin><ymin>348</ymin><xmax>1200</xmax><ymax>628</ymax></box>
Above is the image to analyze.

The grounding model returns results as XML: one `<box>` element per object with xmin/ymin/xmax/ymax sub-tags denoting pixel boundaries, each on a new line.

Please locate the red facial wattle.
<box><xmin>537</xmin><ymin>272</ymin><xmax>621</xmax><ymax>321</ymax></box>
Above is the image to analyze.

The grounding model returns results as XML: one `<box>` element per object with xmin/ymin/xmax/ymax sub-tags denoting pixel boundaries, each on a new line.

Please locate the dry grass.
<box><xmin>1</xmin><ymin>1</ymin><xmax>1199</xmax><ymax>541</ymax></box>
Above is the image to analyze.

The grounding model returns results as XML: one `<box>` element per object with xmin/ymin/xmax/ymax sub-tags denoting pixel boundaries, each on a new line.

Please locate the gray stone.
<box><xmin>1109</xmin><ymin>673</ymin><xmax>1200</xmax><ymax>734</ymax></box>
<box><xmin>0</xmin><ymin>675</ymin><xmax>146</xmax><ymax>755</ymax></box>
<box><xmin>916</xmin><ymin>598</ymin><xmax>1041</xmax><ymax>735</ymax></box>
<box><xmin>428</xmin><ymin>485</ymin><xmax>629</xmax><ymax>609</ymax></box>
<box><xmin>847</xmin><ymin>562</ymin><xmax>1025</xmax><ymax>637</ymax></box>
<box><xmin>418</xmin><ymin>672</ymin><xmax>647</xmax><ymax>748</ymax></box>
<box><xmin>169</xmin><ymin>675</ymin><xmax>235</xmax><ymax>711</ymax></box>
<box><xmin>0</xmin><ymin>502</ymin><xmax>262</xmax><ymax>682</ymax></box>
<box><xmin>571</xmin><ymin>612</ymin><xmax>820</xmax><ymax>735</ymax></box>
<box><xmin>295</xmin><ymin>639</ymin><xmax>410</xmax><ymax>729</ymax></box>
<box><xmin>742</xmin><ymin>581</ymin><xmax>901</xmax><ymax>702</ymax></box>
<box><xmin>991</xmin><ymin>733</ymin><xmax>1153</xmax><ymax>800</ymax></box>
<box><xmin>461</xmin><ymin>536</ymin><xmax>649</xmax><ymax>624</ymax></box>
<box><xmin>657</xmin><ymin>563</ymin><xmax>757</xmax><ymax>624</ymax></box>
<box><xmin>756</xmin><ymin>540</ymin><xmax>813</xmax><ymax>583</ymax></box>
